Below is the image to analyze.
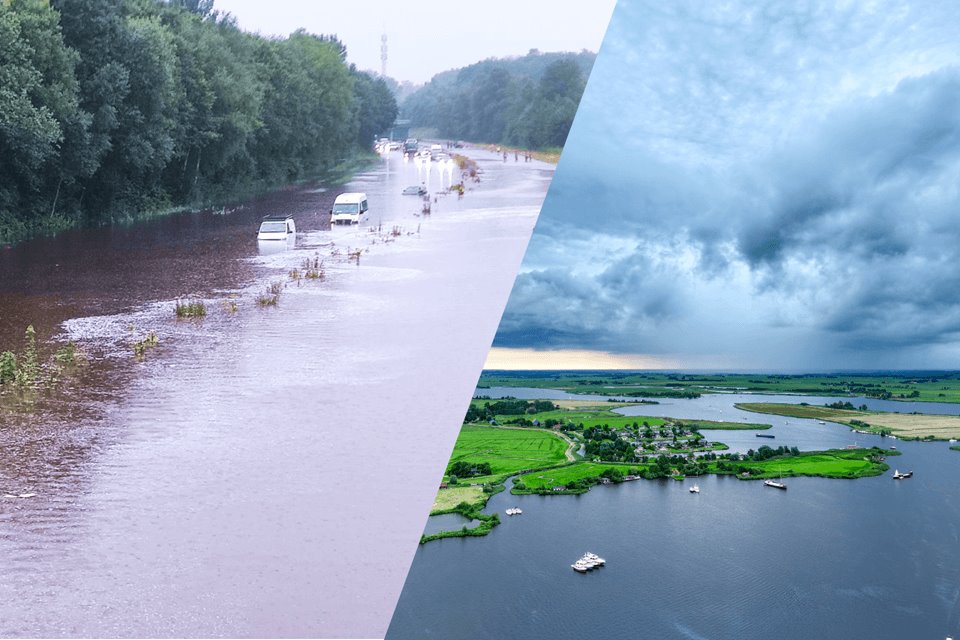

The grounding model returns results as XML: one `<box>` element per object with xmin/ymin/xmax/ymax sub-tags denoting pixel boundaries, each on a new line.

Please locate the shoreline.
<box><xmin>736</xmin><ymin>402</ymin><xmax>960</xmax><ymax>441</ymax></box>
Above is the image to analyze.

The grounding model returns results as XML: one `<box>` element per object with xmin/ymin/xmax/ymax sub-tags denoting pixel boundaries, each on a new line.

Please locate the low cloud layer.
<box><xmin>495</xmin><ymin>0</ymin><xmax>960</xmax><ymax>369</ymax></box>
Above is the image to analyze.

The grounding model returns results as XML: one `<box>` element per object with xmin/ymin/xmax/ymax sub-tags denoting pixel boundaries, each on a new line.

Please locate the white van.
<box><xmin>331</xmin><ymin>192</ymin><xmax>369</xmax><ymax>225</ymax></box>
<box><xmin>257</xmin><ymin>214</ymin><xmax>296</xmax><ymax>240</ymax></box>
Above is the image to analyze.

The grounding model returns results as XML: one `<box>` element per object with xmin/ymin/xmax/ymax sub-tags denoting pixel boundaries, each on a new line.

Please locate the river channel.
<box><xmin>0</xmin><ymin>148</ymin><xmax>550</xmax><ymax>637</ymax></box>
<box><xmin>389</xmin><ymin>387</ymin><xmax>960</xmax><ymax>640</ymax></box>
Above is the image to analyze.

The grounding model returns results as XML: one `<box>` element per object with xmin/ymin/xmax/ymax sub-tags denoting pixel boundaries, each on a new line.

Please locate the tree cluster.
<box><xmin>464</xmin><ymin>398</ymin><xmax>558</xmax><ymax>421</ymax></box>
<box><xmin>401</xmin><ymin>50</ymin><xmax>594</xmax><ymax>149</ymax></box>
<box><xmin>447</xmin><ymin>460</ymin><xmax>492</xmax><ymax>479</ymax></box>
<box><xmin>0</xmin><ymin>0</ymin><xmax>397</xmax><ymax>243</ymax></box>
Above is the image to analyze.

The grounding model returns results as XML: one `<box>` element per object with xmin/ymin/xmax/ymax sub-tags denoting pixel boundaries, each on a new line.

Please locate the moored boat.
<box><xmin>689</xmin><ymin>485</ymin><xmax>700</xmax><ymax>493</ymax></box>
<box><xmin>572</xmin><ymin>552</ymin><xmax>605</xmax><ymax>572</ymax></box>
<box><xmin>764</xmin><ymin>479</ymin><xmax>787</xmax><ymax>490</ymax></box>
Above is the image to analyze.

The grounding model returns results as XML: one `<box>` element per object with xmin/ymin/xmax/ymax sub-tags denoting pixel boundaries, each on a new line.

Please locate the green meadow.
<box><xmin>516</xmin><ymin>462</ymin><xmax>645</xmax><ymax>491</ymax></box>
<box><xmin>479</xmin><ymin>371</ymin><xmax>960</xmax><ymax>403</ymax></box>
<box><xmin>712</xmin><ymin>448</ymin><xmax>896</xmax><ymax>480</ymax></box>
<box><xmin>445</xmin><ymin>424</ymin><xmax>570</xmax><ymax>484</ymax></box>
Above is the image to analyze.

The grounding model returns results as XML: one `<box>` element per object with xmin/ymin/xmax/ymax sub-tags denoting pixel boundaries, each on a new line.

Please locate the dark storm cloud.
<box><xmin>495</xmin><ymin>0</ymin><xmax>960</xmax><ymax>368</ymax></box>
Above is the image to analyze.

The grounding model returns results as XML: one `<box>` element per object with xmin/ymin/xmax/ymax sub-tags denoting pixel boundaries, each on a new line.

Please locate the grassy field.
<box><xmin>480</xmin><ymin>371</ymin><xmax>960</xmax><ymax>403</ymax></box>
<box><xmin>445</xmin><ymin>425</ymin><xmax>570</xmax><ymax>483</ymax></box>
<box><xmin>735</xmin><ymin>403</ymin><xmax>862</xmax><ymax>420</ymax></box>
<box><xmin>737</xmin><ymin>402</ymin><xmax>960</xmax><ymax>440</ymax></box>
<box><xmin>674</xmin><ymin>418</ymin><xmax>771</xmax><ymax>430</ymax></box>
<box><xmin>476</xmin><ymin>402</ymin><xmax>771</xmax><ymax>431</ymax></box>
<box><xmin>431</xmin><ymin>486</ymin><xmax>486</xmax><ymax>512</ymax></box>
<box><xmin>511</xmin><ymin>448</ymin><xmax>894</xmax><ymax>491</ymax></box>
<box><xmin>517</xmin><ymin>462</ymin><xmax>646</xmax><ymax>491</ymax></box>
<box><xmin>715</xmin><ymin>448</ymin><xmax>895</xmax><ymax>480</ymax></box>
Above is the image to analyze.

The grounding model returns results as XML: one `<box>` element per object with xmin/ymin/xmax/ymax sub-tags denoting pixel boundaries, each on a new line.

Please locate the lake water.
<box><xmin>388</xmin><ymin>389</ymin><xmax>960</xmax><ymax>640</ymax></box>
<box><xmin>0</xmin><ymin>149</ymin><xmax>550</xmax><ymax>637</ymax></box>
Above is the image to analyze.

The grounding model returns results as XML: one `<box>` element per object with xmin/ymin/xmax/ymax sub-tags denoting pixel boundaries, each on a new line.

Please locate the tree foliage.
<box><xmin>0</xmin><ymin>0</ymin><xmax>397</xmax><ymax>243</ymax></box>
<box><xmin>402</xmin><ymin>50</ymin><xmax>594</xmax><ymax>149</ymax></box>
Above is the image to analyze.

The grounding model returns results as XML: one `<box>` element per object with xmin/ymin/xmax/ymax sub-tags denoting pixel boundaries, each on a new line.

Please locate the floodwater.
<box><xmin>0</xmin><ymin>149</ymin><xmax>550</xmax><ymax>637</ymax></box>
<box><xmin>387</xmin><ymin>390</ymin><xmax>960</xmax><ymax>640</ymax></box>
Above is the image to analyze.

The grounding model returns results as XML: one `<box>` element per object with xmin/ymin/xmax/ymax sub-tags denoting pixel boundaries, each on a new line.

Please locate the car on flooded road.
<box><xmin>257</xmin><ymin>214</ymin><xmax>296</xmax><ymax>240</ymax></box>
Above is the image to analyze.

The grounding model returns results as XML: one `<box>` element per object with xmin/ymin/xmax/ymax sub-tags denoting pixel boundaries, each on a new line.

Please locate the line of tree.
<box><xmin>464</xmin><ymin>398</ymin><xmax>558</xmax><ymax>421</ymax></box>
<box><xmin>401</xmin><ymin>49</ymin><xmax>595</xmax><ymax>150</ymax></box>
<box><xmin>0</xmin><ymin>0</ymin><xmax>397</xmax><ymax>244</ymax></box>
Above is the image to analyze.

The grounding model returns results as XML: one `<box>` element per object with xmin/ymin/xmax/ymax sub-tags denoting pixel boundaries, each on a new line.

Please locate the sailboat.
<box><xmin>764</xmin><ymin>470</ymin><xmax>787</xmax><ymax>490</ymax></box>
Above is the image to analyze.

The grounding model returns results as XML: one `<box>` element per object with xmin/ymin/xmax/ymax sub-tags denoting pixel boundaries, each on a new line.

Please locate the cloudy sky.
<box><xmin>490</xmin><ymin>0</ymin><xmax>960</xmax><ymax>371</ymax></box>
<box><xmin>213</xmin><ymin>1</ymin><xmax>616</xmax><ymax>84</ymax></box>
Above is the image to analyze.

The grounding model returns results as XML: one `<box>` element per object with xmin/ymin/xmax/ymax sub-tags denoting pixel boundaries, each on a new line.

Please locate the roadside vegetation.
<box><xmin>0</xmin><ymin>325</ymin><xmax>83</xmax><ymax>403</ymax></box>
<box><xmin>402</xmin><ymin>50</ymin><xmax>594</xmax><ymax>150</ymax></box>
<box><xmin>0</xmin><ymin>0</ymin><xmax>397</xmax><ymax>245</ymax></box>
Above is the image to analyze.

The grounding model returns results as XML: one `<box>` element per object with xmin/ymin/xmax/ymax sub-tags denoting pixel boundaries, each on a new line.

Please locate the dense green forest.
<box><xmin>0</xmin><ymin>0</ymin><xmax>397</xmax><ymax>244</ymax></box>
<box><xmin>401</xmin><ymin>50</ymin><xmax>594</xmax><ymax>150</ymax></box>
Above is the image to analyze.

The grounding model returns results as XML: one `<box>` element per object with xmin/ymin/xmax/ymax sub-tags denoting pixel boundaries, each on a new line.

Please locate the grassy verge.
<box><xmin>477</xmin><ymin>143</ymin><xmax>561</xmax><ymax>165</ymax></box>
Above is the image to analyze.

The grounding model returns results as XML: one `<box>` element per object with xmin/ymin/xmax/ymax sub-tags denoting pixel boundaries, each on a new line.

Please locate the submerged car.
<box><xmin>257</xmin><ymin>214</ymin><xmax>296</xmax><ymax>240</ymax></box>
<box><xmin>402</xmin><ymin>186</ymin><xmax>427</xmax><ymax>196</ymax></box>
<box><xmin>331</xmin><ymin>192</ymin><xmax>369</xmax><ymax>225</ymax></box>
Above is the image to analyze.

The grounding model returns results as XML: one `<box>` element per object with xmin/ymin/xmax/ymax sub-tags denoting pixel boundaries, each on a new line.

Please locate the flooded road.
<box><xmin>0</xmin><ymin>149</ymin><xmax>550</xmax><ymax>637</ymax></box>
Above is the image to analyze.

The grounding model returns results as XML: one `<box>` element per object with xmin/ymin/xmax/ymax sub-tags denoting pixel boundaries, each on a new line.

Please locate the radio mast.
<box><xmin>380</xmin><ymin>33</ymin><xmax>388</xmax><ymax>77</ymax></box>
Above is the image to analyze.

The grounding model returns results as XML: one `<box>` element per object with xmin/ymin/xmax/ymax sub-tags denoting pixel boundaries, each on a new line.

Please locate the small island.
<box><xmin>736</xmin><ymin>401</ymin><xmax>960</xmax><ymax>441</ymax></box>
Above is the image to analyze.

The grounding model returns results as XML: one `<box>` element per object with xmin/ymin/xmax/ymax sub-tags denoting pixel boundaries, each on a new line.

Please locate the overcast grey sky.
<box><xmin>492</xmin><ymin>0</ymin><xmax>960</xmax><ymax>371</ymax></box>
<box><xmin>213</xmin><ymin>0</ymin><xmax>616</xmax><ymax>84</ymax></box>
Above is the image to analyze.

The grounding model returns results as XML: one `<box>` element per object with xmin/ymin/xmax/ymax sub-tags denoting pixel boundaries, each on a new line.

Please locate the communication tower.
<box><xmin>380</xmin><ymin>33</ymin><xmax>388</xmax><ymax>77</ymax></box>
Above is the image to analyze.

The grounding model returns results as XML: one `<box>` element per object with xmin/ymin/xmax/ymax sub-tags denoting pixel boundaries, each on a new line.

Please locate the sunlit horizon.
<box><xmin>484</xmin><ymin>347</ymin><xmax>680</xmax><ymax>371</ymax></box>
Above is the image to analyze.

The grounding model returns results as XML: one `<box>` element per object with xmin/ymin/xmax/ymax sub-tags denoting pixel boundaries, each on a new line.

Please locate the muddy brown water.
<box><xmin>0</xmin><ymin>149</ymin><xmax>551</xmax><ymax>637</ymax></box>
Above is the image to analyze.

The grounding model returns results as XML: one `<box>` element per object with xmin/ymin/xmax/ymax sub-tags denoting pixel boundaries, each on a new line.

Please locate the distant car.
<box><xmin>257</xmin><ymin>214</ymin><xmax>295</xmax><ymax>240</ymax></box>
<box><xmin>453</xmin><ymin>141</ymin><xmax>464</xmax><ymax>148</ymax></box>
<box><xmin>388</xmin><ymin>141</ymin><xmax>401</xmax><ymax>151</ymax></box>
<box><xmin>402</xmin><ymin>186</ymin><xmax>427</xmax><ymax>196</ymax></box>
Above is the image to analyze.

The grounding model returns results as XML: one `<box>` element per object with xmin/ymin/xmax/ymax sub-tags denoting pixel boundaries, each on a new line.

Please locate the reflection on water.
<box><xmin>256</xmin><ymin>236</ymin><xmax>297</xmax><ymax>255</ymax></box>
<box><xmin>0</xmin><ymin>148</ymin><xmax>551</xmax><ymax>637</ymax></box>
